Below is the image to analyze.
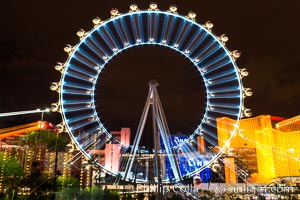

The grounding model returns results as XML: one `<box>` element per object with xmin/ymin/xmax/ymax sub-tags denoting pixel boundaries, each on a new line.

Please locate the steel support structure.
<box><xmin>123</xmin><ymin>80</ymin><xmax>182</xmax><ymax>199</ymax></box>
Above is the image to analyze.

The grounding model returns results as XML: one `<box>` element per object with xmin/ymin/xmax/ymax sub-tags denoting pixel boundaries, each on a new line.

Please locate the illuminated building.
<box><xmin>161</xmin><ymin>135</ymin><xmax>211</xmax><ymax>182</ymax></box>
<box><xmin>0</xmin><ymin>151</ymin><xmax>9</xmax><ymax>191</ymax></box>
<box><xmin>76</xmin><ymin>128</ymin><xmax>131</xmax><ymax>187</ymax></box>
<box><xmin>101</xmin><ymin>128</ymin><xmax>131</xmax><ymax>172</ymax></box>
<box><xmin>217</xmin><ymin>115</ymin><xmax>300</xmax><ymax>184</ymax></box>
<box><xmin>121</xmin><ymin>128</ymin><xmax>131</xmax><ymax>146</ymax></box>
<box><xmin>224</xmin><ymin>157</ymin><xmax>236</xmax><ymax>183</ymax></box>
<box><xmin>197</xmin><ymin>136</ymin><xmax>205</xmax><ymax>154</ymax></box>
<box><xmin>111</xmin><ymin>128</ymin><xmax>131</xmax><ymax>146</ymax></box>
<box><xmin>276</xmin><ymin>115</ymin><xmax>300</xmax><ymax>132</ymax></box>
<box><xmin>104</xmin><ymin>144</ymin><xmax>121</xmax><ymax>172</ymax></box>
<box><xmin>0</xmin><ymin>121</ymin><xmax>51</xmax><ymax>140</ymax></box>
<box><xmin>229</xmin><ymin>148</ymin><xmax>258</xmax><ymax>183</ymax></box>
<box><xmin>273</xmin><ymin>116</ymin><xmax>300</xmax><ymax>178</ymax></box>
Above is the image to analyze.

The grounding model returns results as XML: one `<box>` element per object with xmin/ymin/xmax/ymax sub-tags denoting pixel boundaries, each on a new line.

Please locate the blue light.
<box><xmin>57</xmin><ymin>9</ymin><xmax>245</xmax><ymax>181</ymax></box>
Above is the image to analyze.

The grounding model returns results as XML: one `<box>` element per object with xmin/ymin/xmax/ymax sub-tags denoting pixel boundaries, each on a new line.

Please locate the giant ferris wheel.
<box><xmin>50</xmin><ymin>3</ymin><xmax>252</xmax><ymax>183</ymax></box>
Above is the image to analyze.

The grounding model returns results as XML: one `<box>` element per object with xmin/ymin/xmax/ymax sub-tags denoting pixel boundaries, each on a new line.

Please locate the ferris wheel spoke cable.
<box><xmin>147</xmin><ymin>13</ymin><xmax>156</xmax><ymax>41</ymax></box>
<box><xmin>76</xmin><ymin>51</ymin><xmax>99</xmax><ymax>69</ymax></box>
<box><xmin>64</xmin><ymin>82</ymin><xmax>93</xmax><ymax>91</ymax></box>
<box><xmin>65</xmin><ymin>70</ymin><xmax>93</xmax><ymax>83</ymax></box>
<box><xmin>196</xmin><ymin>43</ymin><xmax>221</xmax><ymax>63</ymax></box>
<box><xmin>120</xmin><ymin>18</ymin><xmax>132</xmax><ymax>45</ymax></box>
<box><xmin>67</xmin><ymin>113</ymin><xmax>94</xmax><ymax>124</ymax></box>
<box><xmin>64</xmin><ymin>106</ymin><xmax>93</xmax><ymax>113</ymax></box>
<box><xmin>132</xmin><ymin>15</ymin><xmax>143</xmax><ymax>42</ymax></box>
<box><xmin>183</xmin><ymin>31</ymin><xmax>205</xmax><ymax>55</ymax></box>
<box><xmin>207</xmin><ymin>69</ymin><xmax>236</xmax><ymax>81</ymax></box>
<box><xmin>162</xmin><ymin>15</ymin><xmax>175</xmax><ymax>43</ymax></box>
<box><xmin>174</xmin><ymin>22</ymin><xmax>192</xmax><ymax>48</ymax></box>
<box><xmin>62</xmin><ymin>89</ymin><xmax>89</xmax><ymax>96</ymax></box>
<box><xmin>209</xmin><ymin>87</ymin><xmax>240</xmax><ymax>94</ymax></box>
<box><xmin>97</xmin><ymin>29</ymin><xmax>117</xmax><ymax>51</ymax></box>
<box><xmin>112</xmin><ymin>20</ymin><xmax>125</xmax><ymax>44</ymax></box>
<box><xmin>71</xmin><ymin>119</ymin><xmax>95</xmax><ymax>131</ymax></box>
<box><xmin>200</xmin><ymin>55</ymin><xmax>230</xmax><ymax>73</ymax></box>
<box><xmin>85</xmin><ymin>37</ymin><xmax>108</xmax><ymax>59</ymax></box>
<box><xmin>201</xmin><ymin>58</ymin><xmax>230</xmax><ymax>77</ymax></box>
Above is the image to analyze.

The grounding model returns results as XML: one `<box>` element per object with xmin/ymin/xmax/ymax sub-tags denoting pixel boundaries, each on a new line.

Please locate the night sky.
<box><xmin>1</xmin><ymin>0</ymin><xmax>300</xmax><ymax>136</ymax></box>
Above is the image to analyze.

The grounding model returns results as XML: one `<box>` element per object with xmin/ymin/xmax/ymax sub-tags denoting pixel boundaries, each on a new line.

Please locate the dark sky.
<box><xmin>1</xmin><ymin>0</ymin><xmax>300</xmax><ymax>135</ymax></box>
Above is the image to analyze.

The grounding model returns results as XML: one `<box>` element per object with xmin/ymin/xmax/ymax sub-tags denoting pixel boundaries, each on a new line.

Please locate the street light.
<box><xmin>36</xmin><ymin>108</ymin><xmax>50</xmax><ymax>124</ymax></box>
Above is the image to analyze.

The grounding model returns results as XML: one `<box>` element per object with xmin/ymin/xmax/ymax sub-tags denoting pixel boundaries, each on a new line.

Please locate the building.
<box><xmin>110</xmin><ymin>128</ymin><xmax>131</xmax><ymax>146</ymax></box>
<box><xmin>104</xmin><ymin>144</ymin><xmax>121</xmax><ymax>172</ymax></box>
<box><xmin>99</xmin><ymin>128</ymin><xmax>131</xmax><ymax>172</ymax></box>
<box><xmin>160</xmin><ymin>135</ymin><xmax>212</xmax><ymax>182</ymax></box>
<box><xmin>217</xmin><ymin>115</ymin><xmax>300</xmax><ymax>184</ymax></box>
<box><xmin>273</xmin><ymin>116</ymin><xmax>300</xmax><ymax>178</ymax></box>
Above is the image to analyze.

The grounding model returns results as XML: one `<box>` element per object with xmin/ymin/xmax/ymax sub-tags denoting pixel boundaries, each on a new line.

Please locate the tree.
<box><xmin>1</xmin><ymin>154</ymin><xmax>24</xmax><ymax>200</ymax></box>
<box><xmin>24</xmin><ymin>130</ymin><xmax>69</xmax><ymax>151</ymax></box>
<box><xmin>108</xmin><ymin>190</ymin><xmax>120</xmax><ymax>200</ymax></box>
<box><xmin>56</xmin><ymin>176</ymin><xmax>81</xmax><ymax>199</ymax></box>
<box><xmin>137</xmin><ymin>193</ymin><xmax>145</xmax><ymax>200</ymax></box>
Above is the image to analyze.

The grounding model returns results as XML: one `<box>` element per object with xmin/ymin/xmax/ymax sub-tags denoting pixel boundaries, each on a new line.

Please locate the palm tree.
<box><xmin>18</xmin><ymin>130</ymin><xmax>70</xmax><ymax>199</ymax></box>
<box><xmin>24</xmin><ymin>130</ymin><xmax>69</xmax><ymax>151</ymax></box>
<box><xmin>1</xmin><ymin>154</ymin><xmax>24</xmax><ymax>200</ymax></box>
<box><xmin>55</xmin><ymin>176</ymin><xmax>81</xmax><ymax>199</ymax></box>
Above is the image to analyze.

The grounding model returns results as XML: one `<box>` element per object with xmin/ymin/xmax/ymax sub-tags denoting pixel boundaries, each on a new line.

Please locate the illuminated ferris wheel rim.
<box><xmin>61</xmin><ymin>10</ymin><xmax>243</xmax><ymax>136</ymax></box>
<box><xmin>51</xmin><ymin>4</ymin><xmax>252</xmax><ymax>180</ymax></box>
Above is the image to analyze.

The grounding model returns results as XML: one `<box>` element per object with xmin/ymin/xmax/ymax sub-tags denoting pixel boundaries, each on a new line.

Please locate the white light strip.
<box><xmin>0</xmin><ymin>108</ymin><xmax>50</xmax><ymax>118</ymax></box>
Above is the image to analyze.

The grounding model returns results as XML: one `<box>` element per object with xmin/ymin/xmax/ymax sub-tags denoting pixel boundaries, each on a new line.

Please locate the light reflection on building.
<box><xmin>217</xmin><ymin>115</ymin><xmax>300</xmax><ymax>184</ymax></box>
<box><xmin>0</xmin><ymin>115</ymin><xmax>299</xmax><ymax>191</ymax></box>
